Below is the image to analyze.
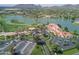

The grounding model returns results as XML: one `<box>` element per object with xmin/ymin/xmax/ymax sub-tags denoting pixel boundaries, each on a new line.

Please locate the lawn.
<box><xmin>0</xmin><ymin>36</ymin><xmax>5</xmax><ymax>41</ymax></box>
<box><xmin>23</xmin><ymin>34</ymin><xmax>33</xmax><ymax>41</ymax></box>
<box><xmin>5</xmin><ymin>24</ymin><xmax>27</xmax><ymax>32</ymax></box>
<box><xmin>31</xmin><ymin>45</ymin><xmax>43</xmax><ymax>55</ymax></box>
<box><xmin>73</xmin><ymin>22</ymin><xmax>79</xmax><ymax>25</ymax></box>
<box><xmin>63</xmin><ymin>48</ymin><xmax>79</xmax><ymax>55</ymax></box>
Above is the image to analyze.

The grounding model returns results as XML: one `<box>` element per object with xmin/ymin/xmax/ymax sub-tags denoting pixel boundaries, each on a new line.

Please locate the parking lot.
<box><xmin>0</xmin><ymin>40</ymin><xmax>36</xmax><ymax>55</ymax></box>
<box><xmin>52</xmin><ymin>36</ymin><xmax>75</xmax><ymax>50</ymax></box>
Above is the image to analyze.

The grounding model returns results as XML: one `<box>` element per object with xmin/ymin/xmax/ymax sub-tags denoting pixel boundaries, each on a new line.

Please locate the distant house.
<box><xmin>28</xmin><ymin>27</ymin><xmax>35</xmax><ymax>31</ymax></box>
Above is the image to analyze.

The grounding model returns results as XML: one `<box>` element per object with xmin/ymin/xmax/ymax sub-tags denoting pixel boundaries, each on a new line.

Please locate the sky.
<box><xmin>0</xmin><ymin>0</ymin><xmax>78</xmax><ymax>7</ymax></box>
<box><xmin>0</xmin><ymin>4</ymin><xmax>15</xmax><ymax>7</ymax></box>
<box><xmin>0</xmin><ymin>0</ymin><xmax>79</xmax><ymax>4</ymax></box>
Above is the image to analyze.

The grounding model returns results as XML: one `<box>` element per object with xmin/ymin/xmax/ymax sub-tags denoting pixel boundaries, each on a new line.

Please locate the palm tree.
<box><xmin>64</xmin><ymin>27</ymin><xmax>69</xmax><ymax>32</ymax></box>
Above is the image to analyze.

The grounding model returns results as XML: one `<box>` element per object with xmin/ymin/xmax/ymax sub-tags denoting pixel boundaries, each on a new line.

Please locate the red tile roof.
<box><xmin>47</xmin><ymin>24</ymin><xmax>72</xmax><ymax>38</ymax></box>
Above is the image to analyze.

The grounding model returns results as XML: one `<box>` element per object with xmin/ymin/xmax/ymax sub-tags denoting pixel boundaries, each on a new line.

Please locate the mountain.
<box><xmin>62</xmin><ymin>4</ymin><xmax>79</xmax><ymax>9</ymax></box>
<box><xmin>47</xmin><ymin>4</ymin><xmax>79</xmax><ymax>9</ymax></box>
<box><xmin>13</xmin><ymin>4</ymin><xmax>41</xmax><ymax>9</ymax></box>
<box><xmin>1</xmin><ymin>4</ymin><xmax>79</xmax><ymax>9</ymax></box>
<box><xmin>0</xmin><ymin>6</ymin><xmax>12</xmax><ymax>9</ymax></box>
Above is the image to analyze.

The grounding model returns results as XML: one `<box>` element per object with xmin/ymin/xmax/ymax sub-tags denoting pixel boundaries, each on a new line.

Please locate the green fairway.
<box><xmin>5</xmin><ymin>23</ymin><xmax>27</xmax><ymax>32</ymax></box>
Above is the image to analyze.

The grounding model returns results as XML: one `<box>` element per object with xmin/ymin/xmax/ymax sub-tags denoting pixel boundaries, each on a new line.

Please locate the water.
<box><xmin>5</xmin><ymin>15</ymin><xmax>34</xmax><ymax>24</ymax></box>
<box><xmin>5</xmin><ymin>15</ymin><xmax>79</xmax><ymax>33</ymax></box>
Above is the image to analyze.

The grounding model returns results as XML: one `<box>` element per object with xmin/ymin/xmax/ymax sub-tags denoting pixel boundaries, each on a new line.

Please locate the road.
<box><xmin>0</xmin><ymin>40</ymin><xmax>36</xmax><ymax>55</ymax></box>
<box><xmin>0</xmin><ymin>31</ymin><xmax>30</xmax><ymax>36</ymax></box>
<box><xmin>13</xmin><ymin>41</ymin><xmax>26</xmax><ymax>54</ymax></box>
<box><xmin>21</xmin><ymin>42</ymin><xmax>36</xmax><ymax>55</ymax></box>
<box><xmin>0</xmin><ymin>41</ymin><xmax>13</xmax><ymax>51</ymax></box>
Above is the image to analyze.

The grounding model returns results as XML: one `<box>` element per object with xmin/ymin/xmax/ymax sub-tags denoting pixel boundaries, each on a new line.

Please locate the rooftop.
<box><xmin>47</xmin><ymin>23</ymin><xmax>73</xmax><ymax>38</ymax></box>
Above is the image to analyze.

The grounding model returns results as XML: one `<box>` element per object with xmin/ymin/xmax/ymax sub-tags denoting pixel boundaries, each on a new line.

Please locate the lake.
<box><xmin>5</xmin><ymin>15</ymin><xmax>79</xmax><ymax>33</ymax></box>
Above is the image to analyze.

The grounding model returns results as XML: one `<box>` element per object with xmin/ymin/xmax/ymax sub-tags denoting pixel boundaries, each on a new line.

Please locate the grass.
<box><xmin>5</xmin><ymin>24</ymin><xmax>27</xmax><ymax>32</ymax></box>
<box><xmin>31</xmin><ymin>45</ymin><xmax>43</xmax><ymax>55</ymax></box>
<box><xmin>63</xmin><ymin>48</ymin><xmax>79</xmax><ymax>55</ymax></box>
<box><xmin>73</xmin><ymin>22</ymin><xmax>79</xmax><ymax>25</ymax></box>
<box><xmin>46</xmin><ymin>40</ymin><xmax>53</xmax><ymax>51</ymax></box>
<box><xmin>23</xmin><ymin>34</ymin><xmax>33</xmax><ymax>41</ymax></box>
<box><xmin>0</xmin><ymin>36</ymin><xmax>6</xmax><ymax>41</ymax></box>
<box><xmin>8</xmin><ymin>23</ymin><xmax>28</xmax><ymax>26</ymax></box>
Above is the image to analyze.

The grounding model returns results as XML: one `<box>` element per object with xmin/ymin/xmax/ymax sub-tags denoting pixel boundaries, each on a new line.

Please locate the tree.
<box><xmin>76</xmin><ymin>42</ymin><xmax>79</xmax><ymax>50</ymax></box>
<box><xmin>64</xmin><ymin>27</ymin><xmax>69</xmax><ymax>32</ymax></box>
<box><xmin>71</xmin><ymin>16</ymin><xmax>76</xmax><ymax>23</ymax></box>
<box><xmin>57</xmin><ymin>24</ymin><xmax>61</xmax><ymax>28</ymax></box>
<box><xmin>73</xmin><ymin>30</ymin><xmax>79</xmax><ymax>36</ymax></box>
<box><xmin>52</xmin><ymin>44</ymin><xmax>63</xmax><ymax>54</ymax></box>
